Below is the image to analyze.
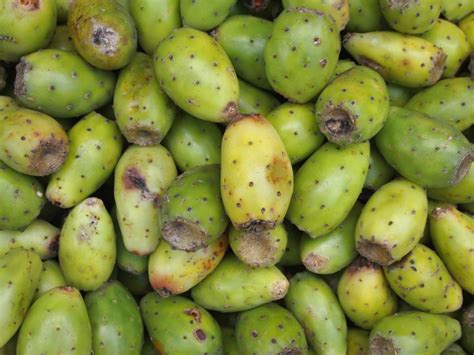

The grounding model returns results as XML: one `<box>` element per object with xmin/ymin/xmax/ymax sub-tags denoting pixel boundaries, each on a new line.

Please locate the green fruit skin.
<box><xmin>461</xmin><ymin>303</ymin><xmax>474</xmax><ymax>353</ymax></box>
<box><xmin>0</xmin><ymin>334</ymin><xmax>16</xmax><ymax>355</ymax></box>
<box><xmin>238</xmin><ymin>79</ymin><xmax>280</xmax><ymax>116</ymax></box>
<box><xmin>0</xmin><ymin>96</ymin><xmax>16</xmax><ymax>111</ymax></box>
<box><xmin>387</xmin><ymin>83</ymin><xmax>415</xmax><ymax>107</ymax></box>
<box><xmin>459</xmin><ymin>14</ymin><xmax>474</xmax><ymax>50</ymax></box>
<box><xmin>191</xmin><ymin>254</ymin><xmax>289</xmax><ymax>312</ymax></box>
<box><xmin>114</xmin><ymin>52</ymin><xmax>176</xmax><ymax>146</ymax></box>
<box><xmin>17</xmin><ymin>287</ymin><xmax>92</xmax><ymax>355</ymax></box>
<box><xmin>267</xmin><ymin>102</ymin><xmax>325</xmax><ymax>164</ymax></box>
<box><xmin>85</xmin><ymin>281</ymin><xmax>144</xmax><ymax>355</ymax></box>
<box><xmin>442</xmin><ymin>343</ymin><xmax>468</xmax><ymax>355</ymax></box>
<box><xmin>47</xmin><ymin>25</ymin><xmax>77</xmax><ymax>52</ymax></box>
<box><xmin>347</xmin><ymin>328</ymin><xmax>370</xmax><ymax>355</ymax></box>
<box><xmin>59</xmin><ymin>197</ymin><xmax>116</xmax><ymax>291</ymax></box>
<box><xmin>368</xmin><ymin>311</ymin><xmax>461</xmax><ymax>355</ymax></box>
<box><xmin>213</xmin><ymin>15</ymin><xmax>273</xmax><ymax>89</ymax></box>
<box><xmin>46</xmin><ymin>111</ymin><xmax>123</xmax><ymax>208</ymax></box>
<box><xmin>0</xmin><ymin>162</ymin><xmax>45</xmax><ymax>230</ymax></box>
<box><xmin>428</xmin><ymin>162</ymin><xmax>473</xmax><ymax>204</ymax></box>
<box><xmin>181</xmin><ymin>0</ymin><xmax>237</xmax><ymax>31</ymax></box>
<box><xmin>130</xmin><ymin>0</ymin><xmax>181</xmax><ymax>55</ymax></box>
<box><xmin>405</xmin><ymin>77</ymin><xmax>474</xmax><ymax>132</ymax></box>
<box><xmin>278</xmin><ymin>223</ymin><xmax>303</xmax><ymax>266</ymax></box>
<box><xmin>375</xmin><ymin>107</ymin><xmax>473</xmax><ymax>188</ymax></box>
<box><xmin>148</xmin><ymin>233</ymin><xmax>228</xmax><ymax>297</ymax></box>
<box><xmin>141</xmin><ymin>337</ymin><xmax>158</xmax><ymax>355</ymax></box>
<box><xmin>114</xmin><ymin>145</ymin><xmax>176</xmax><ymax>256</ymax></box>
<box><xmin>315</xmin><ymin>66</ymin><xmax>390</xmax><ymax>146</ymax></box>
<box><xmin>34</xmin><ymin>260</ymin><xmax>66</xmax><ymax>300</ymax></box>
<box><xmin>68</xmin><ymin>0</ymin><xmax>137</xmax><ymax>70</ymax></box>
<box><xmin>14</xmin><ymin>49</ymin><xmax>116</xmax><ymax>119</ymax></box>
<box><xmin>222</xmin><ymin>327</ymin><xmax>239</xmax><ymax>355</ymax></box>
<box><xmin>355</xmin><ymin>178</ymin><xmax>428</xmax><ymax>265</ymax></box>
<box><xmin>117</xmin><ymin>270</ymin><xmax>152</xmax><ymax>297</ymax></box>
<box><xmin>235</xmin><ymin>302</ymin><xmax>308</xmax><ymax>354</ymax></box>
<box><xmin>140</xmin><ymin>293</ymin><xmax>223</xmax><ymax>354</ymax></box>
<box><xmin>343</xmin><ymin>31</ymin><xmax>446</xmax><ymax>88</ymax></box>
<box><xmin>330</xmin><ymin>59</ymin><xmax>357</xmax><ymax>81</ymax></box>
<box><xmin>154</xmin><ymin>27</ymin><xmax>240</xmax><ymax>123</ymax></box>
<box><xmin>0</xmin><ymin>0</ymin><xmax>57</xmax><ymax>62</ymax></box>
<box><xmin>265</xmin><ymin>8</ymin><xmax>340</xmax><ymax>103</ymax></box>
<box><xmin>364</xmin><ymin>143</ymin><xmax>395</xmax><ymax>191</ymax></box>
<box><xmin>285</xmin><ymin>272</ymin><xmax>347</xmax><ymax>355</ymax></box>
<box><xmin>56</xmin><ymin>0</ymin><xmax>70</xmax><ymax>23</ymax></box>
<box><xmin>287</xmin><ymin>142</ymin><xmax>369</xmax><ymax>238</ymax></box>
<box><xmin>300</xmin><ymin>202</ymin><xmax>362</xmax><ymax>274</ymax></box>
<box><xmin>162</xmin><ymin>112</ymin><xmax>222</xmax><ymax>172</ymax></box>
<box><xmin>441</xmin><ymin>0</ymin><xmax>474</xmax><ymax>22</ymax></box>
<box><xmin>430</xmin><ymin>205</ymin><xmax>474</xmax><ymax>294</ymax></box>
<box><xmin>0</xmin><ymin>248</ymin><xmax>42</xmax><ymax>348</ymax></box>
<box><xmin>346</xmin><ymin>0</ymin><xmax>387</xmax><ymax>32</ymax></box>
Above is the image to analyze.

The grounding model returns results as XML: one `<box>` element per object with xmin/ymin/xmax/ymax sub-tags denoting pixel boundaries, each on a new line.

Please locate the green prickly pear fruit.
<box><xmin>386</xmin><ymin>83</ymin><xmax>416</xmax><ymax>107</ymax></box>
<box><xmin>117</xmin><ymin>270</ymin><xmax>152</xmax><ymax>297</ymax></box>
<box><xmin>0</xmin><ymin>248</ymin><xmax>42</xmax><ymax>348</ymax></box>
<box><xmin>222</xmin><ymin>327</ymin><xmax>239</xmax><ymax>355</ymax></box>
<box><xmin>114</xmin><ymin>52</ymin><xmax>176</xmax><ymax>146</ymax></box>
<box><xmin>267</xmin><ymin>102</ymin><xmax>325</xmax><ymax>164</ymax></box>
<box><xmin>368</xmin><ymin>311</ymin><xmax>461</xmax><ymax>354</ymax></box>
<box><xmin>459</xmin><ymin>14</ymin><xmax>474</xmax><ymax>50</ymax></box>
<box><xmin>315</xmin><ymin>66</ymin><xmax>390</xmax><ymax>146</ymax></box>
<box><xmin>430</xmin><ymin>205</ymin><xmax>474</xmax><ymax>294</ymax></box>
<box><xmin>148</xmin><ymin>233</ymin><xmax>228</xmax><ymax>297</ymax></box>
<box><xmin>141</xmin><ymin>337</ymin><xmax>158</xmax><ymax>355</ymax></box>
<box><xmin>213</xmin><ymin>15</ymin><xmax>273</xmax><ymax>90</ymax></box>
<box><xmin>265</xmin><ymin>8</ymin><xmax>340</xmax><ymax>103</ymax></box>
<box><xmin>364</xmin><ymin>143</ymin><xmax>395</xmax><ymax>191</ymax></box>
<box><xmin>161</xmin><ymin>164</ymin><xmax>228</xmax><ymax>251</ymax></box>
<box><xmin>68</xmin><ymin>0</ymin><xmax>137</xmax><ymax>70</ymax></box>
<box><xmin>238</xmin><ymin>79</ymin><xmax>280</xmax><ymax>116</ymax></box>
<box><xmin>34</xmin><ymin>260</ymin><xmax>66</xmax><ymax>300</ymax></box>
<box><xmin>285</xmin><ymin>272</ymin><xmax>347</xmax><ymax>354</ymax></box>
<box><xmin>141</xmin><ymin>293</ymin><xmax>223</xmax><ymax>354</ymax></box>
<box><xmin>114</xmin><ymin>145</ymin><xmax>176</xmax><ymax>256</ymax></box>
<box><xmin>235</xmin><ymin>302</ymin><xmax>308</xmax><ymax>354</ymax></box>
<box><xmin>0</xmin><ymin>96</ymin><xmax>16</xmax><ymax>111</ymax></box>
<box><xmin>461</xmin><ymin>303</ymin><xmax>474</xmax><ymax>353</ymax></box>
<box><xmin>47</xmin><ymin>25</ymin><xmax>77</xmax><ymax>52</ymax></box>
<box><xmin>130</xmin><ymin>0</ymin><xmax>181</xmax><ymax>55</ymax></box>
<box><xmin>441</xmin><ymin>0</ymin><xmax>474</xmax><ymax>22</ymax></box>
<box><xmin>85</xmin><ymin>281</ymin><xmax>143</xmax><ymax>355</ymax></box>
<box><xmin>428</xmin><ymin>162</ymin><xmax>473</xmax><ymax>204</ymax></box>
<box><xmin>221</xmin><ymin>114</ymin><xmax>293</xmax><ymax>232</ymax></box>
<box><xmin>375</xmin><ymin>107</ymin><xmax>473</xmax><ymax>188</ymax></box>
<box><xmin>300</xmin><ymin>202</ymin><xmax>362</xmax><ymax>275</ymax></box>
<box><xmin>59</xmin><ymin>197</ymin><xmax>116</xmax><ymax>291</ymax></box>
<box><xmin>347</xmin><ymin>0</ymin><xmax>387</xmax><ymax>32</ymax></box>
<box><xmin>181</xmin><ymin>0</ymin><xmax>237</xmax><ymax>31</ymax></box>
<box><xmin>347</xmin><ymin>328</ymin><xmax>370</xmax><ymax>355</ymax></box>
<box><xmin>0</xmin><ymin>334</ymin><xmax>16</xmax><ymax>355</ymax></box>
<box><xmin>191</xmin><ymin>254</ymin><xmax>289</xmax><ymax>312</ymax></box>
<box><xmin>17</xmin><ymin>286</ymin><xmax>92</xmax><ymax>355</ymax></box>
<box><xmin>278</xmin><ymin>225</ymin><xmax>302</xmax><ymax>267</ymax></box>
<box><xmin>330</xmin><ymin>59</ymin><xmax>356</xmax><ymax>81</ymax></box>
<box><xmin>443</xmin><ymin>343</ymin><xmax>468</xmax><ymax>355</ymax></box>
<box><xmin>287</xmin><ymin>142</ymin><xmax>369</xmax><ymax>238</ymax></box>
<box><xmin>14</xmin><ymin>49</ymin><xmax>116</xmax><ymax>119</ymax></box>
<box><xmin>154</xmin><ymin>27</ymin><xmax>240</xmax><ymax>123</ymax></box>
<box><xmin>343</xmin><ymin>31</ymin><xmax>446</xmax><ymax>88</ymax></box>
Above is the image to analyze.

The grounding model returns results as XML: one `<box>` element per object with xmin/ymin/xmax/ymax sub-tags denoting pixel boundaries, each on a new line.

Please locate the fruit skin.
<box><xmin>181</xmin><ymin>0</ymin><xmax>237</xmax><ymax>31</ymax></box>
<box><xmin>0</xmin><ymin>96</ymin><xmax>16</xmax><ymax>111</ymax></box>
<box><xmin>430</xmin><ymin>205</ymin><xmax>474</xmax><ymax>294</ymax></box>
<box><xmin>0</xmin><ymin>0</ymin><xmax>57</xmax><ymax>62</ymax></box>
<box><xmin>355</xmin><ymin>178</ymin><xmax>428</xmax><ymax>265</ymax></box>
<box><xmin>330</xmin><ymin>59</ymin><xmax>357</xmax><ymax>81</ymax></box>
<box><xmin>440</xmin><ymin>0</ymin><xmax>474</xmax><ymax>22</ymax></box>
<box><xmin>34</xmin><ymin>260</ymin><xmax>66</xmax><ymax>300</ymax></box>
<box><xmin>140</xmin><ymin>293</ymin><xmax>223</xmax><ymax>354</ymax></box>
<box><xmin>15</xmin><ymin>49</ymin><xmax>116</xmax><ymax>119</ymax></box>
<box><xmin>387</xmin><ymin>83</ymin><xmax>415</xmax><ymax>107</ymax></box>
<box><xmin>0</xmin><ymin>248</ymin><xmax>42</xmax><ymax>348</ymax></box>
<box><xmin>315</xmin><ymin>66</ymin><xmax>390</xmax><ymax>146</ymax></box>
<box><xmin>364</xmin><ymin>143</ymin><xmax>395</xmax><ymax>191</ymax></box>
<box><xmin>287</xmin><ymin>142</ymin><xmax>369</xmax><ymax>238</ymax></box>
<box><xmin>285</xmin><ymin>272</ymin><xmax>347</xmax><ymax>355</ymax></box>
<box><xmin>68</xmin><ymin>0</ymin><xmax>137</xmax><ymax>70</ymax></box>
<box><xmin>238</xmin><ymin>79</ymin><xmax>280</xmax><ymax>116</ymax></box>
<box><xmin>191</xmin><ymin>254</ymin><xmax>289</xmax><ymax>312</ymax></box>
<box><xmin>117</xmin><ymin>270</ymin><xmax>152</xmax><ymax>297</ymax></box>
<box><xmin>85</xmin><ymin>281</ymin><xmax>143</xmax><ymax>355</ymax></box>
<box><xmin>343</xmin><ymin>31</ymin><xmax>446</xmax><ymax>88</ymax></box>
<box><xmin>375</xmin><ymin>106</ymin><xmax>473</xmax><ymax>188</ymax></box>
<box><xmin>428</xmin><ymin>162</ymin><xmax>473</xmax><ymax>204</ymax></box>
<box><xmin>346</xmin><ymin>0</ymin><xmax>387</xmax><ymax>32</ymax></box>
<box><xmin>47</xmin><ymin>25</ymin><xmax>77</xmax><ymax>52</ymax></box>
<box><xmin>347</xmin><ymin>328</ymin><xmax>369</xmax><ymax>355</ymax></box>
<box><xmin>16</xmin><ymin>287</ymin><xmax>92</xmax><ymax>355</ymax></box>
<box><xmin>443</xmin><ymin>343</ymin><xmax>467</xmax><ymax>355</ymax></box>
<box><xmin>278</xmin><ymin>223</ymin><xmax>303</xmax><ymax>266</ymax></box>
<box><xmin>56</xmin><ymin>0</ymin><xmax>70</xmax><ymax>23</ymax></box>
<box><xmin>235</xmin><ymin>302</ymin><xmax>308</xmax><ymax>354</ymax></box>
<box><xmin>59</xmin><ymin>197</ymin><xmax>116</xmax><ymax>291</ymax></box>
<box><xmin>222</xmin><ymin>327</ymin><xmax>239</xmax><ymax>355</ymax></box>
<box><xmin>154</xmin><ymin>27</ymin><xmax>240</xmax><ymax>123</ymax></box>
<box><xmin>46</xmin><ymin>112</ymin><xmax>123</xmax><ymax>209</ymax></box>
<box><xmin>265</xmin><ymin>8</ymin><xmax>340</xmax><ymax>103</ymax></box>
<box><xmin>459</xmin><ymin>14</ymin><xmax>474</xmax><ymax>50</ymax></box>
<box><xmin>461</xmin><ymin>303</ymin><xmax>474</xmax><ymax>353</ymax></box>
<box><xmin>114</xmin><ymin>52</ymin><xmax>176</xmax><ymax>146</ymax></box>
<box><xmin>368</xmin><ymin>311</ymin><xmax>461</xmax><ymax>355</ymax></box>
<box><xmin>148</xmin><ymin>233</ymin><xmax>228</xmax><ymax>297</ymax></box>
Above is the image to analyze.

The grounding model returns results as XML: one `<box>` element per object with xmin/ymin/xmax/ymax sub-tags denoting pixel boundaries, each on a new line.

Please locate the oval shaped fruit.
<box><xmin>181</xmin><ymin>0</ymin><xmax>237</xmax><ymax>31</ymax></box>
<box><xmin>428</xmin><ymin>162</ymin><xmax>474</xmax><ymax>204</ymax></box>
<box><xmin>238</xmin><ymin>79</ymin><xmax>280</xmax><ymax>116</ymax></box>
<box><xmin>34</xmin><ymin>260</ymin><xmax>66</xmax><ymax>300</ymax></box>
<box><xmin>364</xmin><ymin>143</ymin><xmax>395</xmax><ymax>191</ymax></box>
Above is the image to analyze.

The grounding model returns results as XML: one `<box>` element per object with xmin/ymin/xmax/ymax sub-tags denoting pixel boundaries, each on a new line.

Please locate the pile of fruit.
<box><xmin>1</xmin><ymin>0</ymin><xmax>473</xmax><ymax>353</ymax></box>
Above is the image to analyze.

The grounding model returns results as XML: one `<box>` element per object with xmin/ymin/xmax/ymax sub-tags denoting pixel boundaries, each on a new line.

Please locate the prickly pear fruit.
<box><xmin>265</xmin><ymin>8</ymin><xmax>340</xmax><ymax>103</ymax></box>
<box><xmin>222</xmin><ymin>327</ymin><xmax>239</xmax><ymax>355</ymax></box>
<box><xmin>368</xmin><ymin>311</ymin><xmax>461</xmax><ymax>354</ymax></box>
<box><xmin>288</xmin><ymin>142</ymin><xmax>369</xmax><ymax>238</ymax></box>
<box><xmin>428</xmin><ymin>162</ymin><xmax>473</xmax><ymax>204</ymax></box>
<box><xmin>430</xmin><ymin>205</ymin><xmax>474</xmax><ymax>294</ymax></box>
<box><xmin>285</xmin><ymin>272</ymin><xmax>347</xmax><ymax>354</ymax></box>
<box><xmin>235</xmin><ymin>302</ymin><xmax>308</xmax><ymax>354</ymax></box>
<box><xmin>117</xmin><ymin>270</ymin><xmax>152</xmax><ymax>297</ymax></box>
<box><xmin>17</xmin><ymin>287</ymin><xmax>92</xmax><ymax>355</ymax></box>
<box><xmin>387</xmin><ymin>83</ymin><xmax>415</xmax><ymax>106</ymax></box>
<box><xmin>459</xmin><ymin>14</ymin><xmax>474</xmax><ymax>50</ymax></box>
<box><xmin>364</xmin><ymin>144</ymin><xmax>395</xmax><ymax>190</ymax></box>
<box><xmin>440</xmin><ymin>0</ymin><xmax>474</xmax><ymax>22</ymax></box>
<box><xmin>34</xmin><ymin>260</ymin><xmax>66</xmax><ymax>300</ymax></box>
<box><xmin>154</xmin><ymin>27</ymin><xmax>239</xmax><ymax>123</ymax></box>
<box><xmin>148</xmin><ymin>233</ymin><xmax>228</xmax><ymax>297</ymax></box>
<box><xmin>355</xmin><ymin>179</ymin><xmax>428</xmax><ymax>265</ymax></box>
<box><xmin>330</xmin><ymin>59</ymin><xmax>357</xmax><ymax>81</ymax></box>
<box><xmin>114</xmin><ymin>52</ymin><xmax>176</xmax><ymax>146</ymax></box>
<box><xmin>68</xmin><ymin>0</ymin><xmax>137</xmax><ymax>70</ymax></box>
<box><xmin>85</xmin><ymin>281</ymin><xmax>143</xmax><ymax>355</ymax></box>
<box><xmin>141</xmin><ymin>337</ymin><xmax>158</xmax><ymax>355</ymax></box>
<box><xmin>238</xmin><ymin>79</ymin><xmax>280</xmax><ymax>116</ymax></box>
<box><xmin>443</xmin><ymin>343</ymin><xmax>468</xmax><ymax>354</ymax></box>
<box><xmin>181</xmin><ymin>0</ymin><xmax>237</xmax><ymax>31</ymax></box>
<box><xmin>347</xmin><ymin>0</ymin><xmax>387</xmax><ymax>32</ymax></box>
<box><xmin>0</xmin><ymin>248</ymin><xmax>42</xmax><ymax>347</ymax></box>
<box><xmin>461</xmin><ymin>303</ymin><xmax>474</xmax><ymax>353</ymax></box>
<box><xmin>278</xmin><ymin>223</ymin><xmax>302</xmax><ymax>266</ymax></box>
<box><xmin>0</xmin><ymin>96</ymin><xmax>16</xmax><ymax>111</ymax></box>
<box><xmin>141</xmin><ymin>293</ymin><xmax>223</xmax><ymax>354</ymax></box>
<box><xmin>0</xmin><ymin>334</ymin><xmax>16</xmax><ymax>355</ymax></box>
<box><xmin>347</xmin><ymin>328</ymin><xmax>369</xmax><ymax>355</ymax></box>
<box><xmin>47</xmin><ymin>25</ymin><xmax>77</xmax><ymax>52</ymax></box>
<box><xmin>191</xmin><ymin>254</ymin><xmax>289</xmax><ymax>312</ymax></box>
<box><xmin>343</xmin><ymin>31</ymin><xmax>446</xmax><ymax>88</ymax></box>
<box><xmin>375</xmin><ymin>107</ymin><xmax>473</xmax><ymax>188</ymax></box>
